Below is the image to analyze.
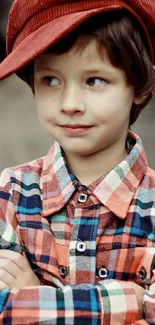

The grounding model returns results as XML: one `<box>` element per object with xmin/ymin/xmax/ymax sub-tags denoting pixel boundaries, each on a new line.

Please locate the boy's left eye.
<box><xmin>87</xmin><ymin>77</ymin><xmax>105</xmax><ymax>87</ymax></box>
<box><xmin>43</xmin><ymin>76</ymin><xmax>60</xmax><ymax>87</ymax></box>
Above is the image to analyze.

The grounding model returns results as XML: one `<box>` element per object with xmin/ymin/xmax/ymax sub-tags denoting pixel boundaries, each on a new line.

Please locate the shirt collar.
<box><xmin>42</xmin><ymin>132</ymin><xmax>147</xmax><ymax>219</ymax></box>
<box><xmin>42</xmin><ymin>142</ymin><xmax>77</xmax><ymax>216</ymax></box>
<box><xmin>91</xmin><ymin>131</ymin><xmax>148</xmax><ymax>219</ymax></box>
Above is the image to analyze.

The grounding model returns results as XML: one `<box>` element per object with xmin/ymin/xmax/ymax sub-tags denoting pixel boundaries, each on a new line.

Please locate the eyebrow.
<box><xmin>37</xmin><ymin>66</ymin><xmax>112</xmax><ymax>74</ymax></box>
<box><xmin>37</xmin><ymin>66</ymin><xmax>59</xmax><ymax>73</ymax></box>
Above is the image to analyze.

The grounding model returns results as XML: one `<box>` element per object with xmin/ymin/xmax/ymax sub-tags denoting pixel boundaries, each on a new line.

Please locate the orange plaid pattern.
<box><xmin>0</xmin><ymin>132</ymin><xmax>154</xmax><ymax>324</ymax></box>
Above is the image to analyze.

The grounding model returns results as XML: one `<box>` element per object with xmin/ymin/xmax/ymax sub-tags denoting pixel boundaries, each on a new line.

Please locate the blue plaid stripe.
<box><xmin>0</xmin><ymin>290</ymin><xmax>10</xmax><ymax>313</ymax></box>
<box><xmin>0</xmin><ymin>132</ymin><xmax>154</xmax><ymax>323</ymax></box>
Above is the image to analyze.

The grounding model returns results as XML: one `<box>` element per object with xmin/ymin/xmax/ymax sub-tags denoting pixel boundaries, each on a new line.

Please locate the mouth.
<box><xmin>60</xmin><ymin>124</ymin><xmax>93</xmax><ymax>128</ymax></box>
<box><xmin>59</xmin><ymin>124</ymin><xmax>94</xmax><ymax>136</ymax></box>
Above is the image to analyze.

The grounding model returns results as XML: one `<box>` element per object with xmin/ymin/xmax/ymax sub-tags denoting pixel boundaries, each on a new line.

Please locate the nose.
<box><xmin>61</xmin><ymin>84</ymin><xmax>85</xmax><ymax>115</ymax></box>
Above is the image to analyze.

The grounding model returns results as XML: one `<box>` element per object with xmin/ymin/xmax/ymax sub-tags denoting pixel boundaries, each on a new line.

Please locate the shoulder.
<box><xmin>0</xmin><ymin>157</ymin><xmax>43</xmax><ymax>187</ymax></box>
<box><xmin>138</xmin><ymin>165</ymin><xmax>155</xmax><ymax>198</ymax></box>
<box><xmin>0</xmin><ymin>146</ymin><xmax>54</xmax><ymax>190</ymax></box>
<box><xmin>144</xmin><ymin>166</ymin><xmax>155</xmax><ymax>185</ymax></box>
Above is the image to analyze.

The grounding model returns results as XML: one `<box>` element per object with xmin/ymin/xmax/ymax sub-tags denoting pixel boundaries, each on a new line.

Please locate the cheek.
<box><xmin>92</xmin><ymin>104</ymin><xmax>123</xmax><ymax>123</ymax></box>
<box><xmin>91</xmin><ymin>91</ymin><xmax>133</xmax><ymax>123</ymax></box>
<box><xmin>36</xmin><ymin>96</ymin><xmax>58</xmax><ymax>121</ymax></box>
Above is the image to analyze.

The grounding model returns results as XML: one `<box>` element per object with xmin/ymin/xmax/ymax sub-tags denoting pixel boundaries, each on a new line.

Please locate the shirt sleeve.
<box><xmin>0</xmin><ymin>282</ymin><xmax>138</xmax><ymax>324</ymax></box>
<box><xmin>0</xmin><ymin>169</ymin><xmax>138</xmax><ymax>324</ymax></box>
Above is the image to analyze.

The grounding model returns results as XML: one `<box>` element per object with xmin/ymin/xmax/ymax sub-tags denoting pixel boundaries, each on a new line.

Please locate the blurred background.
<box><xmin>0</xmin><ymin>1</ymin><xmax>154</xmax><ymax>172</ymax></box>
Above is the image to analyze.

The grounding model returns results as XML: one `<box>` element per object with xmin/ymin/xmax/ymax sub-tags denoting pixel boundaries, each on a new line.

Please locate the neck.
<box><xmin>64</xmin><ymin>139</ymin><xmax>128</xmax><ymax>186</ymax></box>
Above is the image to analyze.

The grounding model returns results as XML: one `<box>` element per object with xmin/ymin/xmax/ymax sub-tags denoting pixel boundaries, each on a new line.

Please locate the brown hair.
<box><xmin>21</xmin><ymin>9</ymin><xmax>155</xmax><ymax>125</ymax></box>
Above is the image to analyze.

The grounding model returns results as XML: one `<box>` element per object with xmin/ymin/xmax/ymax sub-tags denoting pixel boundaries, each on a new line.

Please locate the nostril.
<box><xmin>61</xmin><ymin>106</ymin><xmax>84</xmax><ymax>114</ymax></box>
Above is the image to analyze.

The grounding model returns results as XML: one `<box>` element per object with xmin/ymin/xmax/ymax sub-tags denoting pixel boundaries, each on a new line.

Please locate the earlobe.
<box><xmin>133</xmin><ymin>92</ymin><xmax>152</xmax><ymax>106</ymax></box>
<box><xmin>133</xmin><ymin>94</ymin><xmax>145</xmax><ymax>105</ymax></box>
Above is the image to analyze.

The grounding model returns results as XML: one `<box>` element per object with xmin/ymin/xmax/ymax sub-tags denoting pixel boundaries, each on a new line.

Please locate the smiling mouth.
<box><xmin>59</xmin><ymin>124</ymin><xmax>94</xmax><ymax>136</ymax></box>
<box><xmin>61</xmin><ymin>124</ymin><xmax>93</xmax><ymax>128</ymax></box>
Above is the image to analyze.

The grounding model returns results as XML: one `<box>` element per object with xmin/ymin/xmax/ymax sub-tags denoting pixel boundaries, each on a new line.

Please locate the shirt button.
<box><xmin>76</xmin><ymin>241</ymin><xmax>86</xmax><ymax>252</ymax></box>
<box><xmin>78</xmin><ymin>193</ymin><xmax>88</xmax><ymax>203</ymax></box>
<box><xmin>138</xmin><ymin>267</ymin><xmax>147</xmax><ymax>280</ymax></box>
<box><xmin>97</xmin><ymin>267</ymin><xmax>108</xmax><ymax>279</ymax></box>
<box><xmin>59</xmin><ymin>266</ymin><xmax>68</xmax><ymax>278</ymax></box>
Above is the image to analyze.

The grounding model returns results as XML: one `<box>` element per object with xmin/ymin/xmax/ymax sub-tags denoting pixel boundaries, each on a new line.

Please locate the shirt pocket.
<box><xmin>17</xmin><ymin>220</ymin><xmax>69</xmax><ymax>281</ymax></box>
<box><xmin>46</xmin><ymin>209</ymin><xmax>72</xmax><ymax>247</ymax></box>
<box><xmin>96</xmin><ymin>246</ymin><xmax>155</xmax><ymax>286</ymax></box>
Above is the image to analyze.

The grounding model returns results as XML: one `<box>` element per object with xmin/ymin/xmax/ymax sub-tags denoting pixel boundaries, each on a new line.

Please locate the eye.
<box><xmin>43</xmin><ymin>76</ymin><xmax>60</xmax><ymax>87</ymax></box>
<box><xmin>87</xmin><ymin>77</ymin><xmax>105</xmax><ymax>88</ymax></box>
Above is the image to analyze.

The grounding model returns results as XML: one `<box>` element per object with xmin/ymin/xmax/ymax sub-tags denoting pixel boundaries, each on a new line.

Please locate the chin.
<box><xmin>62</xmin><ymin>145</ymin><xmax>96</xmax><ymax>156</ymax></box>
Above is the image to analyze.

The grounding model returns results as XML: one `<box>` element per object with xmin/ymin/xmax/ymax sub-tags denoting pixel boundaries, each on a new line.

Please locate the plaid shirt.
<box><xmin>0</xmin><ymin>131</ymin><xmax>155</xmax><ymax>325</ymax></box>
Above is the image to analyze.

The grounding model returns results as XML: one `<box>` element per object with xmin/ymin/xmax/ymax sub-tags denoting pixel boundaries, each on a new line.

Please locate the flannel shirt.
<box><xmin>0</xmin><ymin>131</ymin><xmax>155</xmax><ymax>325</ymax></box>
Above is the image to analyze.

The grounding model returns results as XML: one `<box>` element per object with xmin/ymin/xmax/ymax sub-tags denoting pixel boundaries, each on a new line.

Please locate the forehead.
<box><xmin>35</xmin><ymin>40</ymin><xmax>112</xmax><ymax>69</ymax></box>
<box><xmin>34</xmin><ymin>40</ymin><xmax>127</xmax><ymax>81</ymax></box>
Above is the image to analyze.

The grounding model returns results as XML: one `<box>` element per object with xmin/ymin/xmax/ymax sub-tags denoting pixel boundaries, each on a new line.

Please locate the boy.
<box><xmin>0</xmin><ymin>0</ymin><xmax>154</xmax><ymax>324</ymax></box>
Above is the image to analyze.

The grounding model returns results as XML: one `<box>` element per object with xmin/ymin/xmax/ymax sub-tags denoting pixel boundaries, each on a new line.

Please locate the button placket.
<box><xmin>76</xmin><ymin>241</ymin><xmax>86</xmax><ymax>253</ymax></box>
<box><xmin>69</xmin><ymin>193</ymin><xmax>100</xmax><ymax>285</ymax></box>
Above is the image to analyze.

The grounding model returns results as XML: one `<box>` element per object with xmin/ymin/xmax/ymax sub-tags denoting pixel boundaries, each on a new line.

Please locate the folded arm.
<box><xmin>0</xmin><ymin>280</ymin><xmax>139</xmax><ymax>324</ymax></box>
<box><xmin>0</xmin><ymin>169</ymin><xmax>149</xmax><ymax>324</ymax></box>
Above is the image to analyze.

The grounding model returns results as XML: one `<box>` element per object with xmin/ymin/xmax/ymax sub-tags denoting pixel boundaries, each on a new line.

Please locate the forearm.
<box><xmin>96</xmin><ymin>280</ymin><xmax>138</xmax><ymax>324</ymax></box>
<box><xmin>0</xmin><ymin>284</ymin><xmax>102</xmax><ymax>324</ymax></box>
<box><xmin>0</xmin><ymin>280</ymin><xmax>139</xmax><ymax>324</ymax></box>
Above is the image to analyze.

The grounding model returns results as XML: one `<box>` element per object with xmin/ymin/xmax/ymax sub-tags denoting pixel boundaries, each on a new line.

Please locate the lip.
<box><xmin>59</xmin><ymin>124</ymin><xmax>94</xmax><ymax>136</ymax></box>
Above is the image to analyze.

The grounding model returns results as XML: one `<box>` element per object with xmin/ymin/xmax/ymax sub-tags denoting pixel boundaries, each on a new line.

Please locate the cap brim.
<box><xmin>0</xmin><ymin>4</ymin><xmax>153</xmax><ymax>80</ymax></box>
<box><xmin>0</xmin><ymin>6</ymin><xmax>123</xmax><ymax>80</ymax></box>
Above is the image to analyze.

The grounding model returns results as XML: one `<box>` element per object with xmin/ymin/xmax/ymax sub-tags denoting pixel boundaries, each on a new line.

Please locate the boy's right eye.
<box><xmin>42</xmin><ymin>76</ymin><xmax>60</xmax><ymax>87</ymax></box>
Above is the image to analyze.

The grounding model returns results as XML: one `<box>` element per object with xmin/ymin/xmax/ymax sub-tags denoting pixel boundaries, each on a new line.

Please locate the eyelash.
<box><xmin>42</xmin><ymin>77</ymin><xmax>60</xmax><ymax>86</ymax></box>
<box><xmin>42</xmin><ymin>76</ymin><xmax>106</xmax><ymax>88</ymax></box>
<box><xmin>86</xmin><ymin>77</ymin><xmax>105</xmax><ymax>87</ymax></box>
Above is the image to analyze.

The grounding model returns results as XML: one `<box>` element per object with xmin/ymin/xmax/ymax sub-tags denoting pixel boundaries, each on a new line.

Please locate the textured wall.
<box><xmin>0</xmin><ymin>74</ymin><xmax>154</xmax><ymax>171</ymax></box>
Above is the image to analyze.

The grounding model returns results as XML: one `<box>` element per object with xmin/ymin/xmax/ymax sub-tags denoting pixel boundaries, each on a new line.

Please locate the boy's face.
<box><xmin>34</xmin><ymin>40</ymin><xmax>137</xmax><ymax>157</ymax></box>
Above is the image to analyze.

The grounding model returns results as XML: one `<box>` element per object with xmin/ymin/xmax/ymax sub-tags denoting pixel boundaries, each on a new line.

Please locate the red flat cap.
<box><xmin>0</xmin><ymin>0</ymin><xmax>154</xmax><ymax>80</ymax></box>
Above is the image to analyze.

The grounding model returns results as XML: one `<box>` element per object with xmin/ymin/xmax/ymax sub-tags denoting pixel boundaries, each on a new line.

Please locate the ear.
<box><xmin>133</xmin><ymin>94</ymin><xmax>145</xmax><ymax>105</ymax></box>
